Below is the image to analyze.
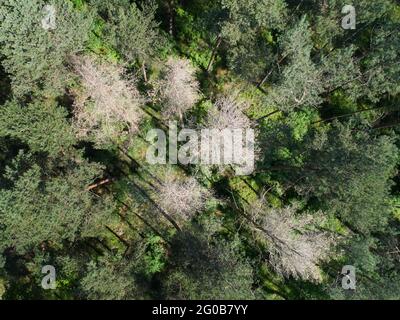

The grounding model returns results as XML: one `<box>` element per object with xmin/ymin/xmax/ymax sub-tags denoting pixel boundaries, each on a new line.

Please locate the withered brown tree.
<box><xmin>205</xmin><ymin>95</ymin><xmax>251</xmax><ymax>130</ymax></box>
<box><xmin>156</xmin><ymin>175</ymin><xmax>211</xmax><ymax>221</ymax></box>
<box><xmin>71</xmin><ymin>56</ymin><xmax>144</xmax><ymax>146</ymax></box>
<box><xmin>200</xmin><ymin>95</ymin><xmax>256</xmax><ymax>175</ymax></box>
<box><xmin>248</xmin><ymin>202</ymin><xmax>335</xmax><ymax>282</ymax></box>
<box><xmin>152</xmin><ymin>57</ymin><xmax>200</xmax><ymax>121</ymax></box>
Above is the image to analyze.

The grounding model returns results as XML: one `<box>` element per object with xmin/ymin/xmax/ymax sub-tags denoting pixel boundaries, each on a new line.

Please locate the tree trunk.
<box><xmin>240</xmin><ymin>176</ymin><xmax>259</xmax><ymax>197</ymax></box>
<box><xmin>114</xmin><ymin>195</ymin><xmax>171</xmax><ymax>245</ymax></box>
<box><xmin>257</xmin><ymin>53</ymin><xmax>288</xmax><ymax>88</ymax></box>
<box><xmin>256</xmin><ymin>109</ymin><xmax>281</xmax><ymax>122</ymax></box>
<box><xmin>86</xmin><ymin>241</ymin><xmax>104</xmax><ymax>255</ymax></box>
<box><xmin>105</xmin><ymin>226</ymin><xmax>130</xmax><ymax>247</ymax></box>
<box><xmin>312</xmin><ymin>105</ymin><xmax>388</xmax><ymax>124</ymax></box>
<box><xmin>94</xmin><ymin>238</ymin><xmax>112</xmax><ymax>252</ymax></box>
<box><xmin>87</xmin><ymin>178</ymin><xmax>112</xmax><ymax>191</ymax></box>
<box><xmin>167</xmin><ymin>0</ymin><xmax>174</xmax><ymax>36</ymax></box>
<box><xmin>130</xmin><ymin>180</ymin><xmax>182</xmax><ymax>232</ymax></box>
<box><xmin>257</xmin><ymin>69</ymin><xmax>274</xmax><ymax>88</ymax></box>
<box><xmin>371</xmin><ymin>121</ymin><xmax>400</xmax><ymax>130</ymax></box>
<box><xmin>142</xmin><ymin>61</ymin><xmax>147</xmax><ymax>82</ymax></box>
<box><xmin>206</xmin><ymin>35</ymin><xmax>222</xmax><ymax>72</ymax></box>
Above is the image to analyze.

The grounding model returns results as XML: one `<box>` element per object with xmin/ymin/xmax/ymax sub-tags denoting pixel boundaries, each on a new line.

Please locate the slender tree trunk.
<box><xmin>257</xmin><ymin>53</ymin><xmax>288</xmax><ymax>88</ymax></box>
<box><xmin>130</xmin><ymin>180</ymin><xmax>182</xmax><ymax>232</ymax></box>
<box><xmin>87</xmin><ymin>178</ymin><xmax>112</xmax><ymax>191</ymax></box>
<box><xmin>116</xmin><ymin>210</ymin><xmax>145</xmax><ymax>239</ymax></box>
<box><xmin>86</xmin><ymin>241</ymin><xmax>104</xmax><ymax>255</ymax></box>
<box><xmin>167</xmin><ymin>0</ymin><xmax>174</xmax><ymax>36</ymax></box>
<box><xmin>113</xmin><ymin>194</ymin><xmax>171</xmax><ymax>245</ymax></box>
<box><xmin>117</xmin><ymin>147</ymin><xmax>163</xmax><ymax>185</ymax></box>
<box><xmin>256</xmin><ymin>109</ymin><xmax>281</xmax><ymax>122</ymax></box>
<box><xmin>105</xmin><ymin>225</ymin><xmax>130</xmax><ymax>247</ymax></box>
<box><xmin>312</xmin><ymin>105</ymin><xmax>388</xmax><ymax>124</ymax></box>
<box><xmin>257</xmin><ymin>69</ymin><xmax>274</xmax><ymax>88</ymax></box>
<box><xmin>254</xmin><ymin>165</ymin><xmax>319</xmax><ymax>174</ymax></box>
<box><xmin>206</xmin><ymin>35</ymin><xmax>222</xmax><ymax>72</ymax></box>
<box><xmin>295</xmin><ymin>0</ymin><xmax>306</xmax><ymax>11</ymax></box>
<box><xmin>94</xmin><ymin>238</ymin><xmax>112</xmax><ymax>252</ymax></box>
<box><xmin>225</xmin><ymin>197</ymin><xmax>306</xmax><ymax>258</ymax></box>
<box><xmin>371</xmin><ymin>121</ymin><xmax>400</xmax><ymax>130</ymax></box>
<box><xmin>117</xmin><ymin>146</ymin><xmax>140</xmax><ymax>168</ymax></box>
<box><xmin>239</xmin><ymin>176</ymin><xmax>258</xmax><ymax>196</ymax></box>
<box><xmin>326</xmin><ymin>75</ymin><xmax>363</xmax><ymax>95</ymax></box>
<box><xmin>142</xmin><ymin>61</ymin><xmax>147</xmax><ymax>82</ymax></box>
<box><xmin>220</xmin><ymin>218</ymin><xmax>289</xmax><ymax>300</ymax></box>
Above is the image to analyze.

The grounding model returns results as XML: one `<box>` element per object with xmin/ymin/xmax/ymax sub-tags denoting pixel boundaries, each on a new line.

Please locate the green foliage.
<box><xmin>0</xmin><ymin>0</ymin><xmax>399</xmax><ymax>301</ymax></box>
<box><xmin>87</xmin><ymin>19</ymin><xmax>121</xmax><ymax>62</ymax></box>
<box><xmin>219</xmin><ymin>0</ymin><xmax>287</xmax><ymax>80</ymax></box>
<box><xmin>345</xmin><ymin>236</ymin><xmax>380</xmax><ymax>275</ymax></box>
<box><xmin>81</xmin><ymin>250</ymin><xmax>144</xmax><ymax>300</ymax></box>
<box><xmin>285</xmin><ymin>107</ymin><xmax>319</xmax><ymax>141</ymax></box>
<box><xmin>143</xmin><ymin>235</ymin><xmax>167</xmax><ymax>276</ymax></box>
<box><xmin>0</xmin><ymin>100</ymin><xmax>75</xmax><ymax>156</ymax></box>
<box><xmin>0</xmin><ymin>150</ymin><xmax>114</xmax><ymax>254</ymax></box>
<box><xmin>298</xmin><ymin>121</ymin><xmax>398</xmax><ymax>234</ymax></box>
<box><xmin>265</xmin><ymin>17</ymin><xmax>323</xmax><ymax>111</ymax></box>
<box><xmin>162</xmin><ymin>223</ymin><xmax>257</xmax><ymax>299</ymax></box>
<box><xmin>0</xmin><ymin>0</ymin><xmax>93</xmax><ymax>97</ymax></box>
<box><xmin>100</xmin><ymin>0</ymin><xmax>163</xmax><ymax>64</ymax></box>
<box><xmin>175</xmin><ymin>7</ymin><xmax>212</xmax><ymax>69</ymax></box>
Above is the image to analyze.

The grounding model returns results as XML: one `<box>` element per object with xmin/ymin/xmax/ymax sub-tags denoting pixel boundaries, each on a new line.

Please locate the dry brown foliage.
<box><xmin>156</xmin><ymin>175</ymin><xmax>211</xmax><ymax>220</ymax></box>
<box><xmin>153</xmin><ymin>57</ymin><xmax>200</xmax><ymax>120</ymax></box>
<box><xmin>249</xmin><ymin>202</ymin><xmax>335</xmax><ymax>282</ymax></box>
<box><xmin>71</xmin><ymin>55</ymin><xmax>144</xmax><ymax>145</ymax></box>
<box><xmin>205</xmin><ymin>95</ymin><xmax>251</xmax><ymax>130</ymax></box>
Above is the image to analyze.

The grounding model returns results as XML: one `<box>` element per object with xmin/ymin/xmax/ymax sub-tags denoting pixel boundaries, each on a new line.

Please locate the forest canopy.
<box><xmin>0</xmin><ymin>0</ymin><xmax>399</xmax><ymax>300</ymax></box>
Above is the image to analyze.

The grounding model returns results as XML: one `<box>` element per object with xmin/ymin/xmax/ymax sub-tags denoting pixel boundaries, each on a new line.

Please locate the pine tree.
<box><xmin>162</xmin><ymin>224</ymin><xmax>257</xmax><ymax>299</ymax></box>
<box><xmin>265</xmin><ymin>17</ymin><xmax>323</xmax><ymax>111</ymax></box>
<box><xmin>0</xmin><ymin>0</ymin><xmax>93</xmax><ymax>97</ymax></box>
<box><xmin>0</xmin><ymin>150</ymin><xmax>115</xmax><ymax>254</ymax></box>
<box><xmin>156</xmin><ymin>175</ymin><xmax>211</xmax><ymax>221</ymax></box>
<box><xmin>220</xmin><ymin>0</ymin><xmax>287</xmax><ymax>81</ymax></box>
<box><xmin>101</xmin><ymin>0</ymin><xmax>164</xmax><ymax>79</ymax></box>
<box><xmin>296</xmin><ymin>121</ymin><xmax>398</xmax><ymax>234</ymax></box>
<box><xmin>81</xmin><ymin>250</ymin><xmax>145</xmax><ymax>300</ymax></box>
<box><xmin>248</xmin><ymin>202</ymin><xmax>335</xmax><ymax>282</ymax></box>
<box><xmin>71</xmin><ymin>55</ymin><xmax>144</xmax><ymax>147</ymax></box>
<box><xmin>0</xmin><ymin>100</ymin><xmax>75</xmax><ymax>156</ymax></box>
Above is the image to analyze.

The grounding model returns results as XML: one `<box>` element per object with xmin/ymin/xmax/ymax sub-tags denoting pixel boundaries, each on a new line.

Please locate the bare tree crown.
<box><xmin>249</xmin><ymin>202</ymin><xmax>335</xmax><ymax>282</ymax></box>
<box><xmin>156</xmin><ymin>175</ymin><xmax>211</xmax><ymax>220</ymax></box>
<box><xmin>71</xmin><ymin>55</ymin><xmax>144</xmax><ymax>145</ymax></box>
<box><xmin>205</xmin><ymin>95</ymin><xmax>251</xmax><ymax>130</ymax></box>
<box><xmin>153</xmin><ymin>57</ymin><xmax>200</xmax><ymax>120</ymax></box>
